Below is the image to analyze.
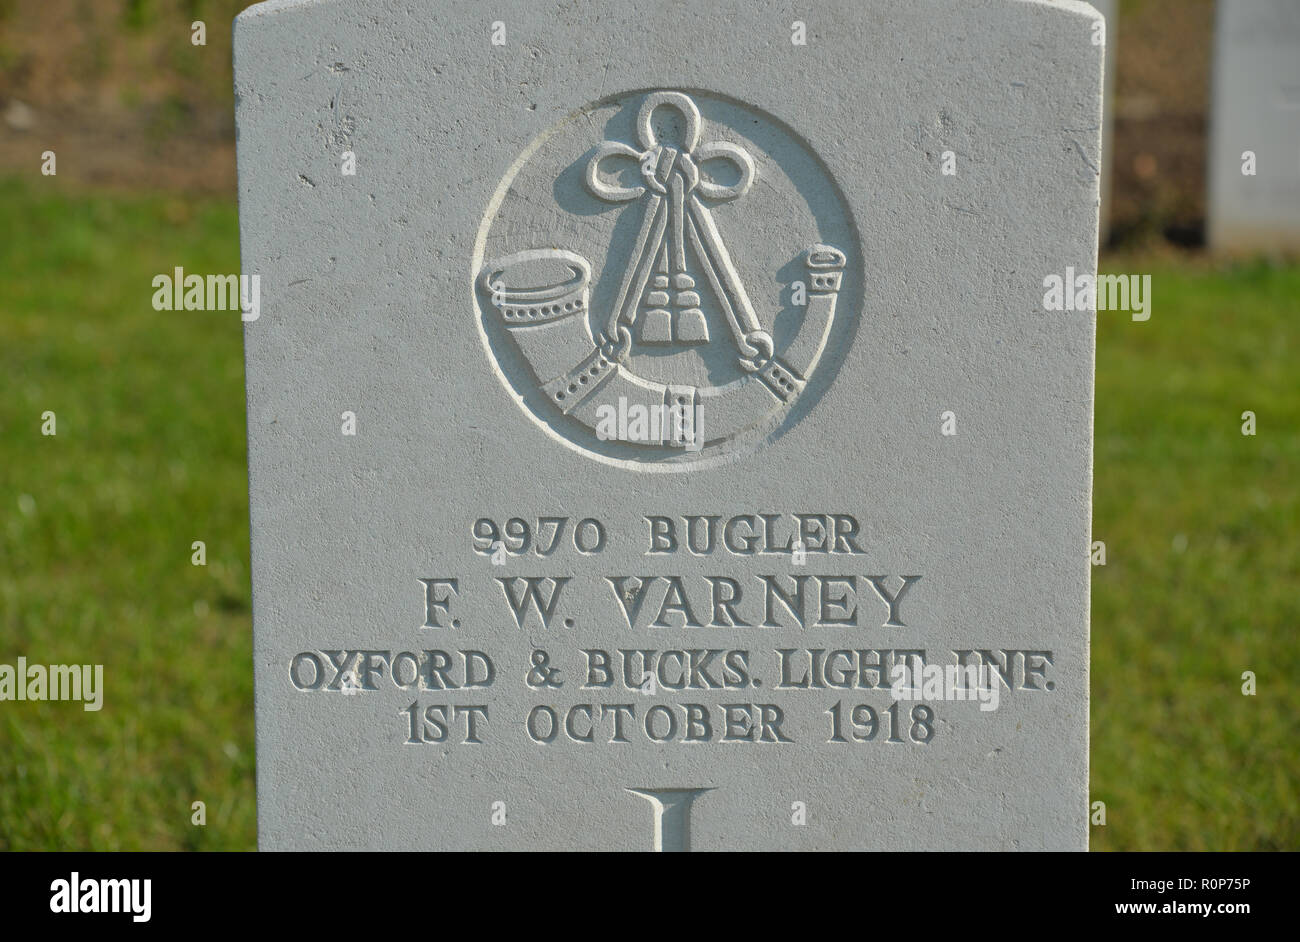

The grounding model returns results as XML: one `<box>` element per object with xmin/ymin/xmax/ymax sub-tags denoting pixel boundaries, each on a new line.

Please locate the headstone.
<box><xmin>1093</xmin><ymin>0</ymin><xmax>1117</xmax><ymax>243</ymax></box>
<box><xmin>235</xmin><ymin>0</ymin><xmax>1101</xmax><ymax>851</ymax></box>
<box><xmin>1208</xmin><ymin>0</ymin><xmax>1300</xmax><ymax>253</ymax></box>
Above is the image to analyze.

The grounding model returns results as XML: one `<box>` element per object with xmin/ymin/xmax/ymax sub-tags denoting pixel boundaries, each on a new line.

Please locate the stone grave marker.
<box><xmin>1208</xmin><ymin>0</ymin><xmax>1300</xmax><ymax>253</ymax></box>
<box><xmin>235</xmin><ymin>0</ymin><xmax>1101</xmax><ymax>851</ymax></box>
<box><xmin>1094</xmin><ymin>0</ymin><xmax>1116</xmax><ymax>242</ymax></box>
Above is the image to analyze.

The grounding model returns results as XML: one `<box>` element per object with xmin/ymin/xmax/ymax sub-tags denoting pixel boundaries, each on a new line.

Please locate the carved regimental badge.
<box><xmin>473</xmin><ymin>89</ymin><xmax>859</xmax><ymax>466</ymax></box>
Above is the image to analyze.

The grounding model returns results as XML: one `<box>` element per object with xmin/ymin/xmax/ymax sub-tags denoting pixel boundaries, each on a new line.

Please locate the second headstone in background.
<box><xmin>1094</xmin><ymin>0</ymin><xmax>1117</xmax><ymax>243</ymax></box>
<box><xmin>1208</xmin><ymin>0</ymin><xmax>1300</xmax><ymax>253</ymax></box>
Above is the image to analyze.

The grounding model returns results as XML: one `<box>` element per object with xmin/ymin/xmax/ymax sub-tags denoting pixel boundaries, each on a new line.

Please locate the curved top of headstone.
<box><xmin>235</xmin><ymin>0</ymin><xmax>1107</xmax><ymax>23</ymax></box>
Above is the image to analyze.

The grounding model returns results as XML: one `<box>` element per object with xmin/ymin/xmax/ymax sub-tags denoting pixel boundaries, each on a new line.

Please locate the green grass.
<box><xmin>0</xmin><ymin>177</ymin><xmax>254</xmax><ymax>849</ymax></box>
<box><xmin>0</xmin><ymin>176</ymin><xmax>1296</xmax><ymax>850</ymax></box>
<box><xmin>1090</xmin><ymin>253</ymin><xmax>1300</xmax><ymax>850</ymax></box>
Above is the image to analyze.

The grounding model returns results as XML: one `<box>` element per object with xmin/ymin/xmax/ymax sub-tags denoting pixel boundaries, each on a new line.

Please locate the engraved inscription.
<box><xmin>279</xmin><ymin>509</ymin><xmax>1062</xmax><ymax>850</ymax></box>
<box><xmin>626</xmin><ymin>787</ymin><xmax>712</xmax><ymax>852</ymax></box>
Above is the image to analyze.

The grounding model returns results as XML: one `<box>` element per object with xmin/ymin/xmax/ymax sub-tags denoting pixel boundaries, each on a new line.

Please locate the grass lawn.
<box><xmin>1090</xmin><ymin>250</ymin><xmax>1299</xmax><ymax>850</ymax></box>
<box><xmin>1</xmin><ymin>177</ymin><xmax>254</xmax><ymax>849</ymax></box>
<box><xmin>0</xmin><ymin>176</ymin><xmax>1295</xmax><ymax>850</ymax></box>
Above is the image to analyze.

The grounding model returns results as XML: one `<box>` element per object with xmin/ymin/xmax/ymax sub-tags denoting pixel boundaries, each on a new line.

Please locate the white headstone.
<box><xmin>1208</xmin><ymin>0</ymin><xmax>1300</xmax><ymax>253</ymax></box>
<box><xmin>235</xmin><ymin>0</ymin><xmax>1102</xmax><ymax>851</ymax></box>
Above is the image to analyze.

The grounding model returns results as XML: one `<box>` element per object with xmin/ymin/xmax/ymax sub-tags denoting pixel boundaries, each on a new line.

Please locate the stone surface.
<box><xmin>235</xmin><ymin>0</ymin><xmax>1101</xmax><ymax>851</ymax></box>
<box><xmin>1208</xmin><ymin>0</ymin><xmax>1300</xmax><ymax>253</ymax></box>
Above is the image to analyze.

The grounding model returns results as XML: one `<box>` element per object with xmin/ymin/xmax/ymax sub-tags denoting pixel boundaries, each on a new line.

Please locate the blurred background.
<box><xmin>0</xmin><ymin>0</ymin><xmax>1296</xmax><ymax>850</ymax></box>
